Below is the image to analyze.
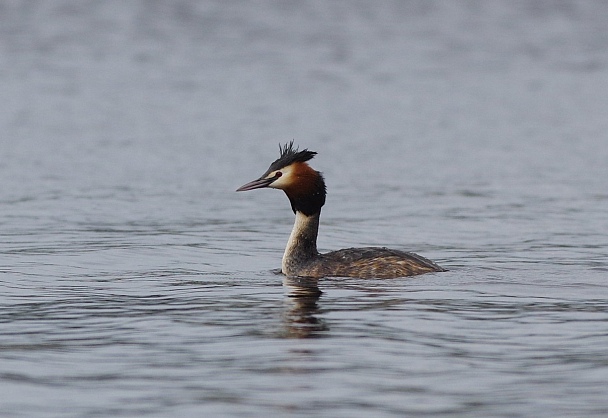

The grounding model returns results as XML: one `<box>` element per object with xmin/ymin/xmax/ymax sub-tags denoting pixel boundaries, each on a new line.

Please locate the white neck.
<box><xmin>282</xmin><ymin>211</ymin><xmax>320</xmax><ymax>275</ymax></box>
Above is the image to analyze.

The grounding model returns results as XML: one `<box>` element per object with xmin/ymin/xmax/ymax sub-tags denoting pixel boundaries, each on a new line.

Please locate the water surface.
<box><xmin>1</xmin><ymin>1</ymin><xmax>608</xmax><ymax>417</ymax></box>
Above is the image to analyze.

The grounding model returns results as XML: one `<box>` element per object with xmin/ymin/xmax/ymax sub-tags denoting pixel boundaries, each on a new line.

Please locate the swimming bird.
<box><xmin>237</xmin><ymin>142</ymin><xmax>445</xmax><ymax>279</ymax></box>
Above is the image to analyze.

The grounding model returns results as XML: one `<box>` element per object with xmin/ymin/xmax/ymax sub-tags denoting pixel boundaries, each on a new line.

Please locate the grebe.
<box><xmin>237</xmin><ymin>142</ymin><xmax>445</xmax><ymax>279</ymax></box>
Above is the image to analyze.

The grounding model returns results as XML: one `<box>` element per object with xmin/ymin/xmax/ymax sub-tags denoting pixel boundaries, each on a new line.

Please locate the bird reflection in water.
<box><xmin>280</xmin><ymin>276</ymin><xmax>328</xmax><ymax>338</ymax></box>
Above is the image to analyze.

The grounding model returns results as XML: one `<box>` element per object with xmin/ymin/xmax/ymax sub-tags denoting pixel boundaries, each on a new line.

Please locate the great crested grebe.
<box><xmin>237</xmin><ymin>142</ymin><xmax>445</xmax><ymax>279</ymax></box>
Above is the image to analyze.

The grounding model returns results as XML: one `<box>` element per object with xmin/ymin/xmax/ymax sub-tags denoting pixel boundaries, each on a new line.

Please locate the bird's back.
<box><xmin>294</xmin><ymin>247</ymin><xmax>445</xmax><ymax>279</ymax></box>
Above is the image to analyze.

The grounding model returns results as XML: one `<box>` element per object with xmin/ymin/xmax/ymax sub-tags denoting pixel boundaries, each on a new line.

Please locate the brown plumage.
<box><xmin>308</xmin><ymin>247</ymin><xmax>444</xmax><ymax>279</ymax></box>
<box><xmin>237</xmin><ymin>142</ymin><xmax>445</xmax><ymax>279</ymax></box>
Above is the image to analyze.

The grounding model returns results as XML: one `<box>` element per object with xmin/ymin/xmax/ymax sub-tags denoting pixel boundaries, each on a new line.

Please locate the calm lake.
<box><xmin>1</xmin><ymin>1</ymin><xmax>608</xmax><ymax>417</ymax></box>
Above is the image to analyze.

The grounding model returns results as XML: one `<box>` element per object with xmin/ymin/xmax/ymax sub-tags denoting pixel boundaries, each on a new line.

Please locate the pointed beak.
<box><xmin>236</xmin><ymin>177</ymin><xmax>274</xmax><ymax>192</ymax></box>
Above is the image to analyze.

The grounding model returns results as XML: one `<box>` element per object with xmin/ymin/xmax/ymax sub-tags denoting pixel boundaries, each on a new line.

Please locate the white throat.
<box><xmin>282</xmin><ymin>211</ymin><xmax>320</xmax><ymax>275</ymax></box>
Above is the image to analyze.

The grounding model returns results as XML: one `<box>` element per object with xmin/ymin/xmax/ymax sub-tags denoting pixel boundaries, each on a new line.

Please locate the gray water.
<box><xmin>2</xmin><ymin>1</ymin><xmax>608</xmax><ymax>417</ymax></box>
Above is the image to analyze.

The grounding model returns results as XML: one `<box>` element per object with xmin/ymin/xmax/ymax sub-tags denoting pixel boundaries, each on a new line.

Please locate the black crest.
<box><xmin>268</xmin><ymin>141</ymin><xmax>317</xmax><ymax>172</ymax></box>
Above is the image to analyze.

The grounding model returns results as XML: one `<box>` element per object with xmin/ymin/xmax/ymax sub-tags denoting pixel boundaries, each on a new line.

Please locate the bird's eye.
<box><xmin>275</xmin><ymin>171</ymin><xmax>282</xmax><ymax>178</ymax></box>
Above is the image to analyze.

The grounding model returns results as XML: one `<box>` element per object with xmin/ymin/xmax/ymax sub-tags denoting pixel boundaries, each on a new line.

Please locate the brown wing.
<box><xmin>310</xmin><ymin>247</ymin><xmax>445</xmax><ymax>279</ymax></box>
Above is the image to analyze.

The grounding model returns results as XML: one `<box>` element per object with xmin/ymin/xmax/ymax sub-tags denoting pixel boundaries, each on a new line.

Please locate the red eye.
<box><xmin>275</xmin><ymin>171</ymin><xmax>282</xmax><ymax>178</ymax></box>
